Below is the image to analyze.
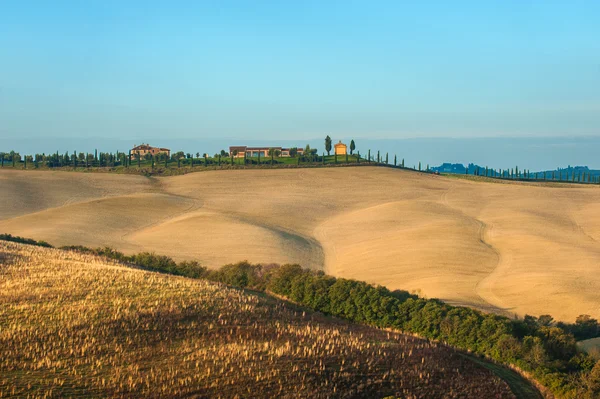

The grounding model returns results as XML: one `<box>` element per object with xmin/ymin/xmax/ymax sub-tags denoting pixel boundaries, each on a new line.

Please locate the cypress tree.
<box><xmin>94</xmin><ymin>149</ymin><xmax>98</xmax><ymax>164</ymax></box>
<box><xmin>368</xmin><ymin>150</ymin><xmax>371</xmax><ymax>163</ymax></box>
<box><xmin>357</xmin><ymin>151</ymin><xmax>360</xmax><ymax>164</ymax></box>
<box><xmin>401</xmin><ymin>158</ymin><xmax>404</xmax><ymax>167</ymax></box>
<box><xmin>394</xmin><ymin>154</ymin><xmax>397</xmax><ymax>166</ymax></box>
<box><xmin>385</xmin><ymin>153</ymin><xmax>388</xmax><ymax>164</ymax></box>
<box><xmin>418</xmin><ymin>161</ymin><xmax>421</xmax><ymax>171</ymax></box>
<box><xmin>377</xmin><ymin>150</ymin><xmax>380</xmax><ymax>163</ymax></box>
<box><xmin>24</xmin><ymin>155</ymin><xmax>27</xmax><ymax>169</ymax></box>
<box><xmin>218</xmin><ymin>154</ymin><xmax>221</xmax><ymax>166</ymax></box>
<box><xmin>322</xmin><ymin>152</ymin><xmax>325</xmax><ymax>165</ymax></box>
<box><xmin>426</xmin><ymin>163</ymin><xmax>429</xmax><ymax>171</ymax></box>
<box><xmin>1</xmin><ymin>154</ymin><xmax>3</xmax><ymax>168</ymax></box>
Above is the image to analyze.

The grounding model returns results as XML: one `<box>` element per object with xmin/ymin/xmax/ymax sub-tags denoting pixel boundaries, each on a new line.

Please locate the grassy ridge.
<box><xmin>3</xmin><ymin>236</ymin><xmax>600</xmax><ymax>398</ymax></box>
<box><xmin>1</xmin><ymin>241</ymin><xmax>514</xmax><ymax>398</ymax></box>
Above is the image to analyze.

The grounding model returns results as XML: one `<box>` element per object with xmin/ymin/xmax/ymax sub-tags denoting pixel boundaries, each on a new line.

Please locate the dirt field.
<box><xmin>1</xmin><ymin>167</ymin><xmax>599</xmax><ymax>322</ymax></box>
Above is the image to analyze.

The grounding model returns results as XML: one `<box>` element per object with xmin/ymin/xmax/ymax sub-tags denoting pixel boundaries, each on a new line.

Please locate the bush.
<box><xmin>0</xmin><ymin>234</ymin><xmax>53</xmax><ymax>248</ymax></box>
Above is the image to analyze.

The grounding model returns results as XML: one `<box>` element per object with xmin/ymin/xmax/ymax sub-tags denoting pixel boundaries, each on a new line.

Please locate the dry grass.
<box><xmin>0</xmin><ymin>241</ymin><xmax>514</xmax><ymax>398</ymax></box>
<box><xmin>2</xmin><ymin>167</ymin><xmax>600</xmax><ymax>322</ymax></box>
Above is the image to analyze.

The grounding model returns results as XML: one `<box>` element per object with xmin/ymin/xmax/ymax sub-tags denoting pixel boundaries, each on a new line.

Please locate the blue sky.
<box><xmin>1</xmin><ymin>0</ymin><xmax>599</xmax><ymax>141</ymax></box>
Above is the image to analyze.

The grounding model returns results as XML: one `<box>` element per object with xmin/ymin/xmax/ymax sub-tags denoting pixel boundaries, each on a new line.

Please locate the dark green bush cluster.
<box><xmin>557</xmin><ymin>314</ymin><xmax>600</xmax><ymax>341</ymax></box>
<box><xmin>60</xmin><ymin>245</ymin><xmax>207</xmax><ymax>278</ymax></box>
<box><xmin>216</xmin><ymin>263</ymin><xmax>600</xmax><ymax>399</ymax></box>
<box><xmin>0</xmin><ymin>234</ymin><xmax>53</xmax><ymax>248</ymax></box>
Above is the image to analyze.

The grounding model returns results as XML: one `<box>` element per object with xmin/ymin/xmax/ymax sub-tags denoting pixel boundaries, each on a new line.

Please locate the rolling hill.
<box><xmin>1</xmin><ymin>167</ymin><xmax>600</xmax><ymax>322</ymax></box>
<box><xmin>0</xmin><ymin>240</ymin><xmax>514</xmax><ymax>398</ymax></box>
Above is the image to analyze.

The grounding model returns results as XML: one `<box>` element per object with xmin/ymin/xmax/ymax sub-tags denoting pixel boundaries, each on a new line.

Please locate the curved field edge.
<box><xmin>0</xmin><ymin>241</ymin><xmax>514</xmax><ymax>399</ymax></box>
<box><xmin>459</xmin><ymin>354</ymin><xmax>544</xmax><ymax>399</ymax></box>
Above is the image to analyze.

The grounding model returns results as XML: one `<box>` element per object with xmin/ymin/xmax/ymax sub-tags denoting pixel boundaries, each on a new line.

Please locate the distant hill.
<box><xmin>432</xmin><ymin>163</ymin><xmax>600</xmax><ymax>180</ymax></box>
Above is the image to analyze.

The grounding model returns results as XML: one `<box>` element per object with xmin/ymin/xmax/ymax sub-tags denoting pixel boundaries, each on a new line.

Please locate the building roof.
<box><xmin>230</xmin><ymin>146</ymin><xmax>304</xmax><ymax>152</ymax></box>
<box><xmin>131</xmin><ymin>144</ymin><xmax>170</xmax><ymax>151</ymax></box>
<box><xmin>334</xmin><ymin>141</ymin><xmax>347</xmax><ymax>147</ymax></box>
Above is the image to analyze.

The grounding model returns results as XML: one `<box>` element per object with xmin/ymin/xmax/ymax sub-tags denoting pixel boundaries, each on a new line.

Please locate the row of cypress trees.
<box><xmin>465</xmin><ymin>164</ymin><xmax>600</xmax><ymax>184</ymax></box>
<box><xmin>2</xmin><ymin>147</ymin><xmax>599</xmax><ymax>184</ymax></box>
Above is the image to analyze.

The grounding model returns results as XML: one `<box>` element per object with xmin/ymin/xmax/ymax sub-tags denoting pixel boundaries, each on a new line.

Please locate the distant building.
<box><xmin>334</xmin><ymin>141</ymin><xmax>347</xmax><ymax>155</ymax></box>
<box><xmin>130</xmin><ymin>144</ymin><xmax>170</xmax><ymax>158</ymax></box>
<box><xmin>229</xmin><ymin>146</ymin><xmax>305</xmax><ymax>158</ymax></box>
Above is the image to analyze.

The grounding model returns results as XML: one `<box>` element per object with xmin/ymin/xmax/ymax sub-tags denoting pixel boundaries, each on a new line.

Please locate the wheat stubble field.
<box><xmin>0</xmin><ymin>241</ymin><xmax>514</xmax><ymax>398</ymax></box>
<box><xmin>1</xmin><ymin>167</ymin><xmax>599</xmax><ymax>322</ymax></box>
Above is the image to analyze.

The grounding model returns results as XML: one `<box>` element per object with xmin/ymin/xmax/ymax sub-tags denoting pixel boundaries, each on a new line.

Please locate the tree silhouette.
<box><xmin>325</xmin><ymin>135</ymin><xmax>332</xmax><ymax>155</ymax></box>
<box><xmin>350</xmin><ymin>139</ymin><xmax>355</xmax><ymax>155</ymax></box>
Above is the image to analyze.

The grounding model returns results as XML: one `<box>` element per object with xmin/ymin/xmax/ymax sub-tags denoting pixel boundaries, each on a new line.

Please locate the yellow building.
<box><xmin>334</xmin><ymin>141</ymin><xmax>347</xmax><ymax>155</ymax></box>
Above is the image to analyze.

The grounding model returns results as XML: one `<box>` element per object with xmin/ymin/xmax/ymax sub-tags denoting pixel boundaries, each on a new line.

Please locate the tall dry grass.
<box><xmin>0</xmin><ymin>241</ymin><xmax>513</xmax><ymax>398</ymax></box>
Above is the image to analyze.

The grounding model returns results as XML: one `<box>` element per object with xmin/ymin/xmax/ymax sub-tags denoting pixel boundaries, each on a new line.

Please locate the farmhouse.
<box><xmin>229</xmin><ymin>146</ymin><xmax>305</xmax><ymax>158</ymax></box>
<box><xmin>130</xmin><ymin>144</ymin><xmax>170</xmax><ymax>158</ymax></box>
<box><xmin>334</xmin><ymin>141</ymin><xmax>347</xmax><ymax>155</ymax></box>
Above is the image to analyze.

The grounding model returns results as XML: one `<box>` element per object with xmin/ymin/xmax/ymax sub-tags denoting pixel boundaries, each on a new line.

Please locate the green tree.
<box><xmin>325</xmin><ymin>135</ymin><xmax>332</xmax><ymax>155</ymax></box>
<box><xmin>350</xmin><ymin>139</ymin><xmax>356</xmax><ymax>155</ymax></box>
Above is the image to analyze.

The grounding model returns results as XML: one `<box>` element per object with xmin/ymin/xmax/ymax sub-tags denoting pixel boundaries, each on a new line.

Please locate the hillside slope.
<box><xmin>0</xmin><ymin>241</ymin><xmax>514</xmax><ymax>398</ymax></box>
<box><xmin>1</xmin><ymin>167</ymin><xmax>600</xmax><ymax>322</ymax></box>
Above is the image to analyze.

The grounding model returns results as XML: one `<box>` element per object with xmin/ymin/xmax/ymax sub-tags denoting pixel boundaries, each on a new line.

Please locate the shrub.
<box><xmin>0</xmin><ymin>234</ymin><xmax>53</xmax><ymax>248</ymax></box>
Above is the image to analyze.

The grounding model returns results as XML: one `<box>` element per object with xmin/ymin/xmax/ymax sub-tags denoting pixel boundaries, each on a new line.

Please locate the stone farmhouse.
<box><xmin>130</xmin><ymin>144</ymin><xmax>171</xmax><ymax>158</ymax></box>
<box><xmin>229</xmin><ymin>146</ymin><xmax>305</xmax><ymax>158</ymax></box>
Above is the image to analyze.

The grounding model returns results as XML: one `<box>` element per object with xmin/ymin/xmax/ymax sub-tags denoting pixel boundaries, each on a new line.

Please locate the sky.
<box><xmin>0</xmin><ymin>1</ymin><xmax>599</xmax><ymax>160</ymax></box>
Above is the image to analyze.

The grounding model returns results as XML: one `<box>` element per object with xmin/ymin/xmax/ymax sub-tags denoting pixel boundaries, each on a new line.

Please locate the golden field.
<box><xmin>0</xmin><ymin>241</ymin><xmax>513</xmax><ymax>398</ymax></box>
<box><xmin>1</xmin><ymin>167</ymin><xmax>599</xmax><ymax>322</ymax></box>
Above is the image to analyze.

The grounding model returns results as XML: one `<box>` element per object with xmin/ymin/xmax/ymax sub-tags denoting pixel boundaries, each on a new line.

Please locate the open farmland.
<box><xmin>1</xmin><ymin>167</ymin><xmax>600</xmax><ymax>322</ymax></box>
<box><xmin>0</xmin><ymin>241</ymin><xmax>515</xmax><ymax>398</ymax></box>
